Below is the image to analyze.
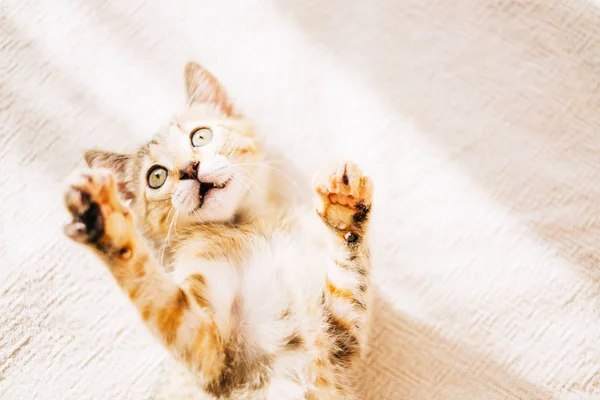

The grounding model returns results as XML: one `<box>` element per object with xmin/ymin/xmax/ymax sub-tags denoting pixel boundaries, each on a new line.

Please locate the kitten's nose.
<box><xmin>179</xmin><ymin>161</ymin><xmax>200</xmax><ymax>180</ymax></box>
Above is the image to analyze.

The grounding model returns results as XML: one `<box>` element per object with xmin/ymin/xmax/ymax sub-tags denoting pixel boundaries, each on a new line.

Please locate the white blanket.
<box><xmin>1</xmin><ymin>0</ymin><xmax>599</xmax><ymax>398</ymax></box>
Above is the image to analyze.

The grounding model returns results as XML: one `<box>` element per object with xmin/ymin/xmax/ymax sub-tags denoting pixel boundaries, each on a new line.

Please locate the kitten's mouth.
<box><xmin>196</xmin><ymin>178</ymin><xmax>231</xmax><ymax>208</ymax></box>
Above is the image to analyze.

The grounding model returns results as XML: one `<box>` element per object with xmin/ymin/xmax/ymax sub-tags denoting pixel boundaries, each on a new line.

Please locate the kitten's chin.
<box><xmin>183</xmin><ymin>177</ymin><xmax>247</xmax><ymax>223</ymax></box>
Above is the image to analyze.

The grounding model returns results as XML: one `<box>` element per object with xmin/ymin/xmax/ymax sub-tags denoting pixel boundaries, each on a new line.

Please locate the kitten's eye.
<box><xmin>190</xmin><ymin>127</ymin><xmax>213</xmax><ymax>147</ymax></box>
<box><xmin>147</xmin><ymin>166</ymin><xmax>168</xmax><ymax>189</ymax></box>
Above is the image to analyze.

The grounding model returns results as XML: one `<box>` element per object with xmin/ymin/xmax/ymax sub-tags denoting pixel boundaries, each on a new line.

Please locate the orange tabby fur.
<box><xmin>63</xmin><ymin>62</ymin><xmax>373</xmax><ymax>399</ymax></box>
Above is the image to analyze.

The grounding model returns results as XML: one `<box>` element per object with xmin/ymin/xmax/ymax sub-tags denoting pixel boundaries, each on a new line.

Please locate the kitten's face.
<box><xmin>85</xmin><ymin>62</ymin><xmax>262</xmax><ymax>234</ymax></box>
<box><xmin>139</xmin><ymin>107</ymin><xmax>260</xmax><ymax>228</ymax></box>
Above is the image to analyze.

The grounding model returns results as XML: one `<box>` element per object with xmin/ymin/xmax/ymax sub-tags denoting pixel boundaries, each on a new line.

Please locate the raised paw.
<box><xmin>314</xmin><ymin>162</ymin><xmax>373</xmax><ymax>233</ymax></box>
<box><xmin>64</xmin><ymin>169</ymin><xmax>132</xmax><ymax>251</ymax></box>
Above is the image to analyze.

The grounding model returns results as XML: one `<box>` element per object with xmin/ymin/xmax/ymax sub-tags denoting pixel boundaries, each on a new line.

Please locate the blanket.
<box><xmin>1</xmin><ymin>0</ymin><xmax>599</xmax><ymax>398</ymax></box>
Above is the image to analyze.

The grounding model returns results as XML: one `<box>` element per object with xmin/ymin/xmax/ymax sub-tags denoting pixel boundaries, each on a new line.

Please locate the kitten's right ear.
<box><xmin>184</xmin><ymin>61</ymin><xmax>236</xmax><ymax>116</ymax></box>
<box><xmin>84</xmin><ymin>149</ymin><xmax>136</xmax><ymax>201</ymax></box>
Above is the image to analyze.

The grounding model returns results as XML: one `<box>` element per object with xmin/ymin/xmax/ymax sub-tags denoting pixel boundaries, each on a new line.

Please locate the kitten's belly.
<box><xmin>169</xmin><ymin>218</ymin><xmax>342</xmax><ymax>398</ymax></box>
<box><xmin>240</xmin><ymin>228</ymin><xmax>333</xmax><ymax>348</ymax></box>
<box><xmin>172</xmin><ymin>217</ymin><xmax>334</xmax><ymax>330</ymax></box>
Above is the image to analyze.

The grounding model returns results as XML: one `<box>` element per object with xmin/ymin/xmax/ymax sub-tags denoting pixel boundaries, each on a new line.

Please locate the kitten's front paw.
<box><xmin>64</xmin><ymin>169</ymin><xmax>132</xmax><ymax>250</ymax></box>
<box><xmin>314</xmin><ymin>162</ymin><xmax>373</xmax><ymax>233</ymax></box>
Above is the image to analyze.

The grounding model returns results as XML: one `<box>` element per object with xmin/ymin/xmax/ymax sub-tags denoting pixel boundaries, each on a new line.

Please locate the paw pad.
<box><xmin>63</xmin><ymin>169</ymin><xmax>122</xmax><ymax>245</ymax></box>
<box><xmin>314</xmin><ymin>162</ymin><xmax>373</xmax><ymax>210</ymax></box>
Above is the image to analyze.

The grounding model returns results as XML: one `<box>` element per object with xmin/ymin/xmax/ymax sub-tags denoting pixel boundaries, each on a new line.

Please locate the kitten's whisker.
<box><xmin>172</xmin><ymin>211</ymin><xmax>181</xmax><ymax>238</ymax></box>
<box><xmin>221</xmin><ymin>140</ymin><xmax>237</xmax><ymax>159</ymax></box>
<box><xmin>231</xmin><ymin>172</ymin><xmax>254</xmax><ymax>194</ymax></box>
<box><xmin>240</xmin><ymin>160</ymin><xmax>286</xmax><ymax>166</ymax></box>
<box><xmin>192</xmin><ymin>208</ymin><xmax>202</xmax><ymax>221</ymax></box>
<box><xmin>242</xmin><ymin>175</ymin><xmax>260</xmax><ymax>193</ymax></box>
<box><xmin>218</xmin><ymin>132</ymin><xmax>232</xmax><ymax>156</ymax></box>
<box><xmin>232</xmin><ymin>169</ymin><xmax>260</xmax><ymax>193</ymax></box>
<box><xmin>199</xmin><ymin>165</ymin><xmax>259</xmax><ymax>194</ymax></box>
<box><xmin>162</xmin><ymin>207</ymin><xmax>175</xmax><ymax>234</ymax></box>
<box><xmin>236</xmin><ymin>162</ymin><xmax>301</xmax><ymax>196</ymax></box>
<box><xmin>160</xmin><ymin>208</ymin><xmax>178</xmax><ymax>265</ymax></box>
<box><xmin>226</xmin><ymin>148</ymin><xmax>236</xmax><ymax>159</ymax></box>
<box><xmin>201</xmin><ymin>167</ymin><xmax>229</xmax><ymax>180</ymax></box>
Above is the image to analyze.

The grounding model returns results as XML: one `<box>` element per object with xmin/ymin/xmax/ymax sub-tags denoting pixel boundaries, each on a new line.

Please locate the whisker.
<box><xmin>236</xmin><ymin>162</ymin><xmax>301</xmax><ymax>196</ymax></box>
<box><xmin>231</xmin><ymin>172</ymin><xmax>254</xmax><ymax>194</ymax></box>
<box><xmin>160</xmin><ymin>208</ymin><xmax>178</xmax><ymax>265</ymax></box>
<box><xmin>192</xmin><ymin>208</ymin><xmax>202</xmax><ymax>221</ymax></box>
<box><xmin>200</xmin><ymin>165</ymin><xmax>259</xmax><ymax>194</ymax></box>
<box><xmin>218</xmin><ymin>132</ymin><xmax>232</xmax><ymax>157</ymax></box>
<box><xmin>201</xmin><ymin>167</ymin><xmax>228</xmax><ymax>179</ymax></box>
<box><xmin>170</xmin><ymin>207</ymin><xmax>182</xmax><ymax>238</ymax></box>
<box><xmin>232</xmin><ymin>168</ymin><xmax>260</xmax><ymax>193</ymax></box>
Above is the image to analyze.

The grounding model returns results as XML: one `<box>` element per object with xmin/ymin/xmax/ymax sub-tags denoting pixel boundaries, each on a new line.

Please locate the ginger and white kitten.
<box><xmin>63</xmin><ymin>62</ymin><xmax>374</xmax><ymax>400</ymax></box>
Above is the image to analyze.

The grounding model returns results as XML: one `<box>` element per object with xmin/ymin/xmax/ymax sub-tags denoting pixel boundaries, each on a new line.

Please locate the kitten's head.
<box><xmin>86</xmin><ymin>62</ymin><xmax>263</xmax><ymax>235</ymax></box>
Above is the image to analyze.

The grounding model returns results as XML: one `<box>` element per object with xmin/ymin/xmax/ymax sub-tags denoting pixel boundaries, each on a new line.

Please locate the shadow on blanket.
<box><xmin>358</xmin><ymin>289</ymin><xmax>553</xmax><ymax>399</ymax></box>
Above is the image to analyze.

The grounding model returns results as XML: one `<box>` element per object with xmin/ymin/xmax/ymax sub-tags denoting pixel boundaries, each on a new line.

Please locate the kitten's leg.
<box><xmin>313</xmin><ymin>162</ymin><xmax>374</xmax><ymax>367</ymax></box>
<box><xmin>63</xmin><ymin>169</ymin><xmax>228</xmax><ymax>384</ymax></box>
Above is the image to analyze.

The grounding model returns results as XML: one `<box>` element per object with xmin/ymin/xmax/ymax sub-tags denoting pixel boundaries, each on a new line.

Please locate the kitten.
<box><xmin>63</xmin><ymin>62</ymin><xmax>374</xmax><ymax>400</ymax></box>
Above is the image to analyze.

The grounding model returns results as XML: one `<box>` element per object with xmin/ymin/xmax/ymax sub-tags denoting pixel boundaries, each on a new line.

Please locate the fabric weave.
<box><xmin>1</xmin><ymin>0</ymin><xmax>599</xmax><ymax>398</ymax></box>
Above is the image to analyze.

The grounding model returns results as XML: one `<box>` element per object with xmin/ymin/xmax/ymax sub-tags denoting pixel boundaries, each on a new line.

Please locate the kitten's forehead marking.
<box><xmin>178</xmin><ymin>103</ymin><xmax>227</xmax><ymax>121</ymax></box>
<box><xmin>169</xmin><ymin>123</ymin><xmax>186</xmax><ymax>137</ymax></box>
<box><xmin>156</xmin><ymin>126</ymin><xmax>196</xmax><ymax>160</ymax></box>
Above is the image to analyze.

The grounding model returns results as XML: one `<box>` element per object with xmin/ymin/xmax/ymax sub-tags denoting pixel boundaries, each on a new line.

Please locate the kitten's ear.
<box><xmin>84</xmin><ymin>149</ymin><xmax>136</xmax><ymax>201</ymax></box>
<box><xmin>184</xmin><ymin>61</ymin><xmax>235</xmax><ymax>116</ymax></box>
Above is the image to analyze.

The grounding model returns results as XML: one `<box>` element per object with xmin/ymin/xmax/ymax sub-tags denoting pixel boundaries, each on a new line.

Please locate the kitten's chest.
<box><xmin>173</xmin><ymin>210</ymin><xmax>333</xmax><ymax>286</ymax></box>
<box><xmin>174</xmin><ymin>229</ymin><xmax>330</xmax><ymax>297</ymax></box>
<box><xmin>171</xmin><ymin>223</ymin><xmax>333</xmax><ymax>331</ymax></box>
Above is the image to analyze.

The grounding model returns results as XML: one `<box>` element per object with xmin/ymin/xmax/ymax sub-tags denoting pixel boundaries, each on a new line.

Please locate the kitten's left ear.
<box><xmin>184</xmin><ymin>61</ymin><xmax>236</xmax><ymax>116</ymax></box>
<box><xmin>84</xmin><ymin>149</ymin><xmax>137</xmax><ymax>201</ymax></box>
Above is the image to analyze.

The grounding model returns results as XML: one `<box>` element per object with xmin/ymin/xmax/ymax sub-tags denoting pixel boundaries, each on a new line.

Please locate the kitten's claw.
<box><xmin>314</xmin><ymin>162</ymin><xmax>373</xmax><ymax>232</ymax></box>
<box><xmin>63</xmin><ymin>169</ymin><xmax>129</xmax><ymax>247</ymax></box>
<box><xmin>63</xmin><ymin>221</ymin><xmax>90</xmax><ymax>242</ymax></box>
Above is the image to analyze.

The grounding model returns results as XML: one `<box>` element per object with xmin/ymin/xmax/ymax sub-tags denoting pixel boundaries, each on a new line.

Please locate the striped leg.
<box><xmin>314</xmin><ymin>162</ymin><xmax>374</xmax><ymax>368</ymax></box>
<box><xmin>63</xmin><ymin>169</ymin><xmax>227</xmax><ymax>385</ymax></box>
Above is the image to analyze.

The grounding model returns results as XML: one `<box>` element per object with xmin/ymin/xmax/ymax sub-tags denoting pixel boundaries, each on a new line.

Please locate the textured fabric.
<box><xmin>1</xmin><ymin>0</ymin><xmax>599</xmax><ymax>399</ymax></box>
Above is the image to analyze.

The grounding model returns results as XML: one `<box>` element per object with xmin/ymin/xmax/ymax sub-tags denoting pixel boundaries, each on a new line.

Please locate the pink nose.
<box><xmin>179</xmin><ymin>161</ymin><xmax>199</xmax><ymax>180</ymax></box>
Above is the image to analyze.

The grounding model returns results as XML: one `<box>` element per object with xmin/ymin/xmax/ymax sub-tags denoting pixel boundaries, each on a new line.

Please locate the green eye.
<box><xmin>190</xmin><ymin>127</ymin><xmax>213</xmax><ymax>147</ymax></box>
<box><xmin>147</xmin><ymin>166</ymin><xmax>168</xmax><ymax>189</ymax></box>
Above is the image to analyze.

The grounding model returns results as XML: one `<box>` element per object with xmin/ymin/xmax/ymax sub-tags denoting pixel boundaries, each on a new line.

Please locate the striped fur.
<box><xmin>63</xmin><ymin>62</ymin><xmax>374</xmax><ymax>399</ymax></box>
